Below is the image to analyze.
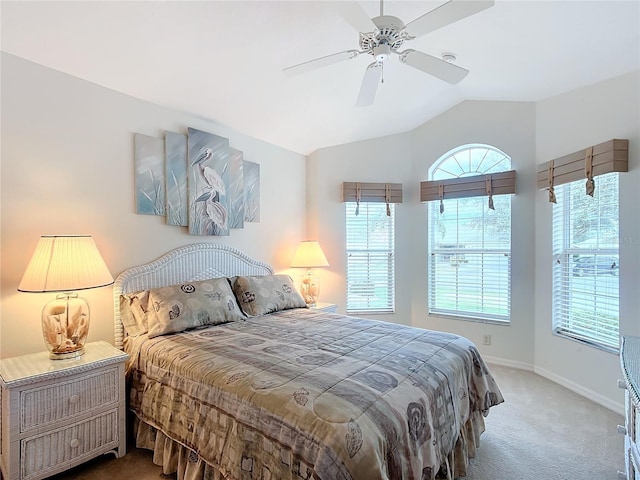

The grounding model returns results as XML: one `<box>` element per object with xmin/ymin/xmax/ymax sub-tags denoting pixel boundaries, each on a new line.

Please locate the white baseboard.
<box><xmin>482</xmin><ymin>355</ymin><xmax>624</xmax><ymax>416</ymax></box>
<box><xmin>483</xmin><ymin>355</ymin><xmax>534</xmax><ymax>372</ymax></box>
<box><xmin>534</xmin><ymin>365</ymin><xmax>624</xmax><ymax>416</ymax></box>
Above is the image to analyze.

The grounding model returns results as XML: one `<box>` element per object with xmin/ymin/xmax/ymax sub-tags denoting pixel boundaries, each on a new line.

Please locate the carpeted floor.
<box><xmin>50</xmin><ymin>364</ymin><xmax>626</xmax><ymax>480</ymax></box>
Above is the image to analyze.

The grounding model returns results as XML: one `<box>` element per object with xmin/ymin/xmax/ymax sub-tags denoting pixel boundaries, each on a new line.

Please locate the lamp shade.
<box><xmin>18</xmin><ymin>235</ymin><xmax>114</xmax><ymax>293</ymax></box>
<box><xmin>290</xmin><ymin>241</ymin><xmax>329</xmax><ymax>268</ymax></box>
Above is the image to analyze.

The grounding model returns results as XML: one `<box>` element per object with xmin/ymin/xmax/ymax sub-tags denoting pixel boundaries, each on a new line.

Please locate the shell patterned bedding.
<box><xmin>125</xmin><ymin>308</ymin><xmax>503</xmax><ymax>480</ymax></box>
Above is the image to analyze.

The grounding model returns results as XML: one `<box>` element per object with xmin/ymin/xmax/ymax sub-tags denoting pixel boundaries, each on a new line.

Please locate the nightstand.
<box><xmin>311</xmin><ymin>303</ymin><xmax>338</xmax><ymax>313</ymax></box>
<box><xmin>0</xmin><ymin>341</ymin><xmax>128</xmax><ymax>480</ymax></box>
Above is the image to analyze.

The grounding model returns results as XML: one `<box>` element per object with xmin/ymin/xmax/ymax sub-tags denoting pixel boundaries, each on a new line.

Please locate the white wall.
<box><xmin>533</xmin><ymin>71</ymin><xmax>640</xmax><ymax>413</ymax></box>
<box><xmin>308</xmin><ymin>100</ymin><xmax>537</xmax><ymax>368</ymax></box>
<box><xmin>0</xmin><ymin>54</ymin><xmax>306</xmax><ymax>358</ymax></box>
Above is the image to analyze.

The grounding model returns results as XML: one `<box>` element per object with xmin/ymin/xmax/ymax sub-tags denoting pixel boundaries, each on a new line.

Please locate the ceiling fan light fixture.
<box><xmin>373</xmin><ymin>44</ymin><xmax>391</xmax><ymax>63</ymax></box>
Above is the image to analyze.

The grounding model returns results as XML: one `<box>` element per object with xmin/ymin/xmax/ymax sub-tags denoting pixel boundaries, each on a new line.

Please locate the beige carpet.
<box><xmin>50</xmin><ymin>364</ymin><xmax>625</xmax><ymax>480</ymax></box>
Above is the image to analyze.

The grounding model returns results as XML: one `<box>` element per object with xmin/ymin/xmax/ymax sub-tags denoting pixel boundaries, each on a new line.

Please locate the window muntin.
<box><xmin>552</xmin><ymin>172</ymin><xmax>619</xmax><ymax>351</ymax></box>
<box><xmin>427</xmin><ymin>144</ymin><xmax>512</xmax><ymax>322</ymax></box>
<box><xmin>346</xmin><ymin>202</ymin><xmax>394</xmax><ymax>314</ymax></box>
<box><xmin>429</xmin><ymin>143</ymin><xmax>512</xmax><ymax>180</ymax></box>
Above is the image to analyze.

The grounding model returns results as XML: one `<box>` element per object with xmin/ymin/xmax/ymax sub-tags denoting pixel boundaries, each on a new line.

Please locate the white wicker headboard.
<box><xmin>113</xmin><ymin>243</ymin><xmax>274</xmax><ymax>349</ymax></box>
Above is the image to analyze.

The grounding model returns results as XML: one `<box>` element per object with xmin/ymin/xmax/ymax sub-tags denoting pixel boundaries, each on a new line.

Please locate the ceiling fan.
<box><xmin>283</xmin><ymin>0</ymin><xmax>494</xmax><ymax>106</ymax></box>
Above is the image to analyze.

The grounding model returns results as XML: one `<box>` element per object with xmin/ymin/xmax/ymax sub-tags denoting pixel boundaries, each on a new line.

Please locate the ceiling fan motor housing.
<box><xmin>359</xmin><ymin>15</ymin><xmax>407</xmax><ymax>56</ymax></box>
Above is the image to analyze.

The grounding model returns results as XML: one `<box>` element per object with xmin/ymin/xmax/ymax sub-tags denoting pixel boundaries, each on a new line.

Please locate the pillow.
<box><xmin>119</xmin><ymin>290</ymin><xmax>150</xmax><ymax>337</ymax></box>
<box><xmin>146</xmin><ymin>277</ymin><xmax>245</xmax><ymax>338</ymax></box>
<box><xmin>231</xmin><ymin>274</ymin><xmax>307</xmax><ymax>317</ymax></box>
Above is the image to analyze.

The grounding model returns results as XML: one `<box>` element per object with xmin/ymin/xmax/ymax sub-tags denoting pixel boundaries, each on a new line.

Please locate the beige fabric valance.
<box><xmin>536</xmin><ymin>139</ymin><xmax>628</xmax><ymax>200</ymax></box>
<box><xmin>342</xmin><ymin>182</ymin><xmax>403</xmax><ymax>203</ymax></box>
<box><xmin>420</xmin><ymin>170</ymin><xmax>516</xmax><ymax>203</ymax></box>
<box><xmin>342</xmin><ymin>182</ymin><xmax>402</xmax><ymax>216</ymax></box>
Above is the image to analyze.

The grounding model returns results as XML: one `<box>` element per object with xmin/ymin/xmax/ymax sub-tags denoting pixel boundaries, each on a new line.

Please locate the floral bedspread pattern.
<box><xmin>126</xmin><ymin>309</ymin><xmax>504</xmax><ymax>480</ymax></box>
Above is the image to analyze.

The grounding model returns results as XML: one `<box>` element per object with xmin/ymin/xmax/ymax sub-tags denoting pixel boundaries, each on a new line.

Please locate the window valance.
<box><xmin>420</xmin><ymin>170</ymin><xmax>516</xmax><ymax>203</ymax></box>
<box><xmin>536</xmin><ymin>139</ymin><xmax>628</xmax><ymax>202</ymax></box>
<box><xmin>342</xmin><ymin>182</ymin><xmax>402</xmax><ymax>216</ymax></box>
<box><xmin>342</xmin><ymin>182</ymin><xmax>403</xmax><ymax>203</ymax></box>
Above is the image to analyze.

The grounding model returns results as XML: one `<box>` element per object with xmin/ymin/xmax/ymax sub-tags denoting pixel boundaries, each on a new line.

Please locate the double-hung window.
<box><xmin>427</xmin><ymin>144</ymin><xmax>512</xmax><ymax>323</ymax></box>
<box><xmin>345</xmin><ymin>202</ymin><xmax>395</xmax><ymax>314</ymax></box>
<box><xmin>552</xmin><ymin>173</ymin><xmax>620</xmax><ymax>351</ymax></box>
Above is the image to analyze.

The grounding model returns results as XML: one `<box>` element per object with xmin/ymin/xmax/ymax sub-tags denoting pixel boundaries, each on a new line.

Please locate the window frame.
<box><xmin>427</xmin><ymin>144</ymin><xmax>512</xmax><ymax>324</ymax></box>
<box><xmin>345</xmin><ymin>202</ymin><xmax>395</xmax><ymax>314</ymax></box>
<box><xmin>551</xmin><ymin>173</ymin><xmax>620</xmax><ymax>353</ymax></box>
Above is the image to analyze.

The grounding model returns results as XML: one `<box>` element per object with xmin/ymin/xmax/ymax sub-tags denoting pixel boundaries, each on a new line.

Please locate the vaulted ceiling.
<box><xmin>2</xmin><ymin>1</ymin><xmax>638</xmax><ymax>154</ymax></box>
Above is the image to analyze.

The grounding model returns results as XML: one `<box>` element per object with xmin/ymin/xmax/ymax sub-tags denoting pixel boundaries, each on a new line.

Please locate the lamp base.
<box><xmin>301</xmin><ymin>270</ymin><xmax>321</xmax><ymax>307</ymax></box>
<box><xmin>41</xmin><ymin>293</ymin><xmax>89</xmax><ymax>360</ymax></box>
<box><xmin>49</xmin><ymin>347</ymin><xmax>85</xmax><ymax>360</ymax></box>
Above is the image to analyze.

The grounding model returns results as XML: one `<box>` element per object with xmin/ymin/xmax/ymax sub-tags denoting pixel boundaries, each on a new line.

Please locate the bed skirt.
<box><xmin>132</xmin><ymin>410</ymin><xmax>487</xmax><ymax>480</ymax></box>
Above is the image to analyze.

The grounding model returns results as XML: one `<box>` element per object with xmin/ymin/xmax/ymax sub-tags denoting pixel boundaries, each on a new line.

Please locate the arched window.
<box><xmin>427</xmin><ymin>144</ymin><xmax>512</xmax><ymax>323</ymax></box>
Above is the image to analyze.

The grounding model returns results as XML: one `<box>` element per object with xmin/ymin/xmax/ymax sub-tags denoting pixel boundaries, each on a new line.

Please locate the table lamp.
<box><xmin>290</xmin><ymin>240</ymin><xmax>329</xmax><ymax>306</ymax></box>
<box><xmin>18</xmin><ymin>235</ymin><xmax>114</xmax><ymax>360</ymax></box>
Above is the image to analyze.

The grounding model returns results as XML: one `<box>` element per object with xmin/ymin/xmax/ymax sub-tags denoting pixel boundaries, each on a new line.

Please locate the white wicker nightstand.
<box><xmin>311</xmin><ymin>303</ymin><xmax>338</xmax><ymax>313</ymax></box>
<box><xmin>619</xmin><ymin>336</ymin><xmax>640</xmax><ymax>480</ymax></box>
<box><xmin>0</xmin><ymin>341</ymin><xmax>128</xmax><ymax>480</ymax></box>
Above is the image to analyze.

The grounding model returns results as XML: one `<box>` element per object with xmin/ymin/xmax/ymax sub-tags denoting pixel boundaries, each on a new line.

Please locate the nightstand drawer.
<box><xmin>21</xmin><ymin>409</ymin><xmax>119</xmax><ymax>480</ymax></box>
<box><xmin>21</xmin><ymin>367</ymin><xmax>119</xmax><ymax>433</ymax></box>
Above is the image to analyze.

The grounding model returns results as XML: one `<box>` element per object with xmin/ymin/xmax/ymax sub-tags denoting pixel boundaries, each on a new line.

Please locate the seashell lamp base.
<box><xmin>300</xmin><ymin>272</ymin><xmax>321</xmax><ymax>307</ymax></box>
<box><xmin>41</xmin><ymin>293</ymin><xmax>90</xmax><ymax>360</ymax></box>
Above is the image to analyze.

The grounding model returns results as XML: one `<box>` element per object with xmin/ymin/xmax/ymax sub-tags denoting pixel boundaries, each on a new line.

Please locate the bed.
<box><xmin>113</xmin><ymin>243</ymin><xmax>503</xmax><ymax>480</ymax></box>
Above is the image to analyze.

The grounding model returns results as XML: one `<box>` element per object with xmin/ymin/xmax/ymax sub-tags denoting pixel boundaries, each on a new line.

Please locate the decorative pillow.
<box><xmin>231</xmin><ymin>275</ymin><xmax>307</xmax><ymax>317</ymax></box>
<box><xmin>119</xmin><ymin>290</ymin><xmax>150</xmax><ymax>337</ymax></box>
<box><xmin>146</xmin><ymin>277</ymin><xmax>245</xmax><ymax>338</ymax></box>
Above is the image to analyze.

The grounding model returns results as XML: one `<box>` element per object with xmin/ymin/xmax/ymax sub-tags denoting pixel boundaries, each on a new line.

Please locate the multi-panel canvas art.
<box><xmin>134</xmin><ymin>127</ymin><xmax>260</xmax><ymax>236</ymax></box>
<box><xmin>134</xmin><ymin>133</ymin><xmax>165</xmax><ymax>216</ymax></box>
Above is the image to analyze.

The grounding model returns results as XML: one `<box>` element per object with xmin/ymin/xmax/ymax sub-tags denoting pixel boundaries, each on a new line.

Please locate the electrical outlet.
<box><xmin>482</xmin><ymin>334</ymin><xmax>491</xmax><ymax>346</ymax></box>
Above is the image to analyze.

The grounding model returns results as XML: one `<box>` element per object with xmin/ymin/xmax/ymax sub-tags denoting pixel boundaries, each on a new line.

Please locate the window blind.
<box><xmin>428</xmin><ymin>195</ymin><xmax>511</xmax><ymax>322</ymax></box>
<box><xmin>346</xmin><ymin>202</ymin><xmax>395</xmax><ymax>313</ymax></box>
<box><xmin>552</xmin><ymin>172</ymin><xmax>620</xmax><ymax>351</ymax></box>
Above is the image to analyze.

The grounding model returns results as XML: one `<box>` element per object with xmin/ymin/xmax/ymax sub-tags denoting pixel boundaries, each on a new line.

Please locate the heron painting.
<box><xmin>187</xmin><ymin>127</ymin><xmax>231</xmax><ymax>236</ymax></box>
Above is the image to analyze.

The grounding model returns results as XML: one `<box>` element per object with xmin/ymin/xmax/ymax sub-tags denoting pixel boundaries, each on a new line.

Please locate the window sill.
<box><xmin>347</xmin><ymin>310</ymin><xmax>395</xmax><ymax>316</ymax></box>
<box><xmin>428</xmin><ymin>312</ymin><xmax>510</xmax><ymax>326</ymax></box>
<box><xmin>552</xmin><ymin>329</ymin><xmax>618</xmax><ymax>355</ymax></box>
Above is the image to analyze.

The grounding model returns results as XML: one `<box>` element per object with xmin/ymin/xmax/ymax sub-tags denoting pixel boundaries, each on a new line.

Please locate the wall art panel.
<box><xmin>228</xmin><ymin>148</ymin><xmax>245</xmax><ymax>229</ymax></box>
<box><xmin>187</xmin><ymin>127</ymin><xmax>231</xmax><ymax>236</ymax></box>
<box><xmin>165</xmin><ymin>131</ymin><xmax>188</xmax><ymax>226</ymax></box>
<box><xmin>244</xmin><ymin>160</ymin><xmax>260</xmax><ymax>223</ymax></box>
<box><xmin>134</xmin><ymin>133</ymin><xmax>165</xmax><ymax>216</ymax></box>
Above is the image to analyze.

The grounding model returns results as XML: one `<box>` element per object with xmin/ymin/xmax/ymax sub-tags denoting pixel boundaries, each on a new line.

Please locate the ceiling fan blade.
<box><xmin>404</xmin><ymin>0</ymin><xmax>494</xmax><ymax>39</ymax></box>
<box><xmin>283</xmin><ymin>50</ymin><xmax>360</xmax><ymax>76</ymax></box>
<box><xmin>399</xmin><ymin>49</ymin><xmax>469</xmax><ymax>84</ymax></box>
<box><xmin>333</xmin><ymin>1</ymin><xmax>377</xmax><ymax>33</ymax></box>
<box><xmin>356</xmin><ymin>62</ymin><xmax>382</xmax><ymax>107</ymax></box>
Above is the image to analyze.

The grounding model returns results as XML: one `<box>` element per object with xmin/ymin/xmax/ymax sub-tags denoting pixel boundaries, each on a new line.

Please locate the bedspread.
<box><xmin>126</xmin><ymin>308</ymin><xmax>503</xmax><ymax>480</ymax></box>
